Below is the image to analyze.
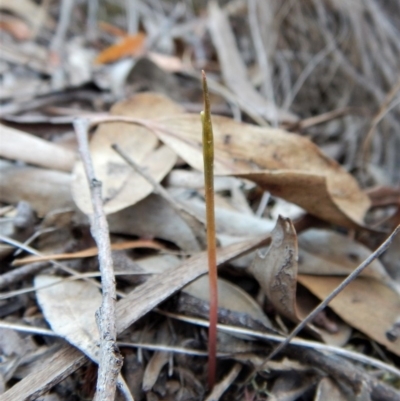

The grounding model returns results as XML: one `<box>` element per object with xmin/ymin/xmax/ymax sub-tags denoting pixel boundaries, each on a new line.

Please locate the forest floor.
<box><xmin>0</xmin><ymin>1</ymin><xmax>400</xmax><ymax>400</ymax></box>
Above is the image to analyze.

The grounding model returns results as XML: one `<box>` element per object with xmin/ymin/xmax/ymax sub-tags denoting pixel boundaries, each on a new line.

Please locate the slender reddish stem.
<box><xmin>201</xmin><ymin>70</ymin><xmax>218</xmax><ymax>389</ymax></box>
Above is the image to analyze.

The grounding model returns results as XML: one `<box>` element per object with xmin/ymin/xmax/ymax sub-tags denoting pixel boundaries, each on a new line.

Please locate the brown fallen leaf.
<box><xmin>298</xmin><ymin>275</ymin><xmax>400</xmax><ymax>356</ymax></box>
<box><xmin>250</xmin><ymin>217</ymin><xmax>351</xmax><ymax>346</ymax></box>
<box><xmin>144</xmin><ymin>105</ymin><xmax>369</xmax><ymax>228</ymax></box>
<box><xmin>95</xmin><ymin>32</ymin><xmax>146</xmax><ymax>64</ymax></box>
<box><xmin>72</xmin><ymin>93</ymin><xmax>182</xmax><ymax>215</ymax></box>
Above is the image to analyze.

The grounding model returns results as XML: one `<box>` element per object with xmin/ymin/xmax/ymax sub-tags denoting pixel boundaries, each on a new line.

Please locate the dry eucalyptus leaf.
<box><xmin>298</xmin><ymin>274</ymin><xmax>400</xmax><ymax>356</ymax></box>
<box><xmin>0</xmin><ymin>166</ymin><xmax>74</xmax><ymax>216</ymax></box>
<box><xmin>35</xmin><ymin>275</ymin><xmax>100</xmax><ymax>360</ymax></box>
<box><xmin>298</xmin><ymin>229</ymin><xmax>397</xmax><ymax>291</ymax></box>
<box><xmin>250</xmin><ymin>216</ymin><xmax>298</xmax><ymax>320</ymax></box>
<box><xmin>183</xmin><ymin>275</ymin><xmax>272</xmax><ymax>329</ymax></box>
<box><xmin>250</xmin><ymin>216</ymin><xmax>351</xmax><ymax>346</ymax></box>
<box><xmin>72</xmin><ymin>93</ymin><xmax>182</xmax><ymax>215</ymax></box>
<box><xmin>0</xmin><ymin>124</ymin><xmax>76</xmax><ymax>172</ymax></box>
<box><xmin>134</xmin><ymin>254</ymin><xmax>181</xmax><ymax>275</ymax></box>
<box><xmin>177</xmin><ymin>191</ymin><xmax>275</xmax><ymax>237</ymax></box>
<box><xmin>148</xmin><ymin>111</ymin><xmax>370</xmax><ymax>228</ymax></box>
<box><xmin>108</xmin><ymin>194</ymin><xmax>201</xmax><ymax>251</ymax></box>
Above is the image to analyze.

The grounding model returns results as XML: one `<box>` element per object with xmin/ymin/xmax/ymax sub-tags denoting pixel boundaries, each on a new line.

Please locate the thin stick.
<box><xmin>0</xmin><ymin>235</ymin><xmax>105</xmax><ymax>293</ymax></box>
<box><xmin>263</xmin><ymin>223</ymin><xmax>400</xmax><ymax>365</ymax></box>
<box><xmin>201</xmin><ymin>71</ymin><xmax>218</xmax><ymax>389</ymax></box>
<box><xmin>2</xmin><ymin>314</ymin><xmax>400</xmax><ymax>378</ymax></box>
<box><xmin>158</xmin><ymin>310</ymin><xmax>400</xmax><ymax>378</ymax></box>
<box><xmin>73</xmin><ymin>118</ymin><xmax>123</xmax><ymax>401</ymax></box>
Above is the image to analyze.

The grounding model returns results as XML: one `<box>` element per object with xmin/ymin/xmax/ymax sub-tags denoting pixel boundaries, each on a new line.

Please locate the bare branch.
<box><xmin>73</xmin><ymin>118</ymin><xmax>123</xmax><ymax>401</ymax></box>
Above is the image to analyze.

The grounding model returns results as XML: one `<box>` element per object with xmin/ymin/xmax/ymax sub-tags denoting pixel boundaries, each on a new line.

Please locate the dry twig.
<box><xmin>74</xmin><ymin>118</ymin><xmax>123</xmax><ymax>401</ymax></box>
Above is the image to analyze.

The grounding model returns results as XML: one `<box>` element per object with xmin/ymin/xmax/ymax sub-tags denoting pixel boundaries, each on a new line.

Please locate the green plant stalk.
<box><xmin>201</xmin><ymin>70</ymin><xmax>218</xmax><ymax>389</ymax></box>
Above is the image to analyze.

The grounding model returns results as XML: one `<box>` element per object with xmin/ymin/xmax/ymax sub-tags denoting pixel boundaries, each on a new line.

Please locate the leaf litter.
<box><xmin>1</xmin><ymin>1</ymin><xmax>400</xmax><ymax>400</ymax></box>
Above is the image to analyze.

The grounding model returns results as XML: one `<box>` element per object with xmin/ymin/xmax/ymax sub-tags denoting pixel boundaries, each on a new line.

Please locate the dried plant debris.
<box><xmin>250</xmin><ymin>217</ymin><xmax>352</xmax><ymax>347</ymax></box>
<box><xmin>72</xmin><ymin>94</ymin><xmax>181</xmax><ymax>215</ymax></box>
<box><xmin>1</xmin><ymin>0</ymin><xmax>400</xmax><ymax>400</ymax></box>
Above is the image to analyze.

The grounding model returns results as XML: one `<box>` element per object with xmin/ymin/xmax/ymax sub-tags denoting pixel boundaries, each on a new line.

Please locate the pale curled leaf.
<box><xmin>250</xmin><ymin>216</ymin><xmax>298</xmax><ymax>319</ymax></box>
<box><xmin>250</xmin><ymin>217</ymin><xmax>351</xmax><ymax>346</ymax></box>
<box><xmin>35</xmin><ymin>275</ymin><xmax>100</xmax><ymax>360</ymax></box>
<box><xmin>72</xmin><ymin>93</ymin><xmax>182</xmax><ymax>215</ymax></box>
